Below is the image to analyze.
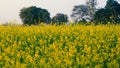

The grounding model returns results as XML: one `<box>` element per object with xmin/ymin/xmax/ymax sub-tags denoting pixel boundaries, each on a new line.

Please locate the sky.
<box><xmin>0</xmin><ymin>0</ymin><xmax>107</xmax><ymax>24</ymax></box>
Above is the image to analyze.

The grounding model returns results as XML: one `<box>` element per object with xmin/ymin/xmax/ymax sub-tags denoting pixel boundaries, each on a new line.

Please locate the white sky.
<box><xmin>0</xmin><ymin>0</ymin><xmax>107</xmax><ymax>23</ymax></box>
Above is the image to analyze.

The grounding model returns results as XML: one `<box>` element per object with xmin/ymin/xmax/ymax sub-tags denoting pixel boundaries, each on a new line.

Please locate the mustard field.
<box><xmin>0</xmin><ymin>25</ymin><xmax>120</xmax><ymax>68</ymax></box>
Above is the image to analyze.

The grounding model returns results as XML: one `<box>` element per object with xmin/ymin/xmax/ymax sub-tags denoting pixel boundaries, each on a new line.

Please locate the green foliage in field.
<box><xmin>0</xmin><ymin>24</ymin><xmax>120</xmax><ymax>68</ymax></box>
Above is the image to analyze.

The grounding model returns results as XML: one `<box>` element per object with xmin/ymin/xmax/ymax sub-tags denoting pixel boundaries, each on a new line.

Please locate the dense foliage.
<box><xmin>0</xmin><ymin>24</ymin><xmax>120</xmax><ymax>68</ymax></box>
<box><xmin>19</xmin><ymin>6</ymin><xmax>50</xmax><ymax>25</ymax></box>
<box><xmin>94</xmin><ymin>0</ymin><xmax>120</xmax><ymax>24</ymax></box>
<box><xmin>70</xmin><ymin>0</ymin><xmax>120</xmax><ymax>24</ymax></box>
<box><xmin>51</xmin><ymin>13</ymin><xmax>68</xmax><ymax>25</ymax></box>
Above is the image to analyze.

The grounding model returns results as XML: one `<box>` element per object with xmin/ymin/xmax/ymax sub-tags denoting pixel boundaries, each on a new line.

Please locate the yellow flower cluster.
<box><xmin>0</xmin><ymin>24</ymin><xmax>120</xmax><ymax>68</ymax></box>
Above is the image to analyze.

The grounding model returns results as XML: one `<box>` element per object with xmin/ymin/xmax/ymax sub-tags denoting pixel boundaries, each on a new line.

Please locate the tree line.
<box><xmin>19</xmin><ymin>6</ymin><xmax>68</xmax><ymax>25</ymax></box>
<box><xmin>19</xmin><ymin>0</ymin><xmax>120</xmax><ymax>25</ymax></box>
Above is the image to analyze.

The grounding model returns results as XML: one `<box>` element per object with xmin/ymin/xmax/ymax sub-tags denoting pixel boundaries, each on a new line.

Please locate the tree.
<box><xmin>71</xmin><ymin>5</ymin><xmax>90</xmax><ymax>23</ymax></box>
<box><xmin>94</xmin><ymin>0</ymin><xmax>120</xmax><ymax>24</ymax></box>
<box><xmin>94</xmin><ymin>9</ymin><xmax>111</xmax><ymax>24</ymax></box>
<box><xmin>105</xmin><ymin>0</ymin><xmax>114</xmax><ymax>8</ymax></box>
<box><xmin>51</xmin><ymin>13</ymin><xmax>68</xmax><ymax>25</ymax></box>
<box><xmin>86</xmin><ymin>0</ymin><xmax>97</xmax><ymax>20</ymax></box>
<box><xmin>19</xmin><ymin>6</ymin><xmax>50</xmax><ymax>25</ymax></box>
<box><xmin>105</xmin><ymin>0</ymin><xmax>120</xmax><ymax>23</ymax></box>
